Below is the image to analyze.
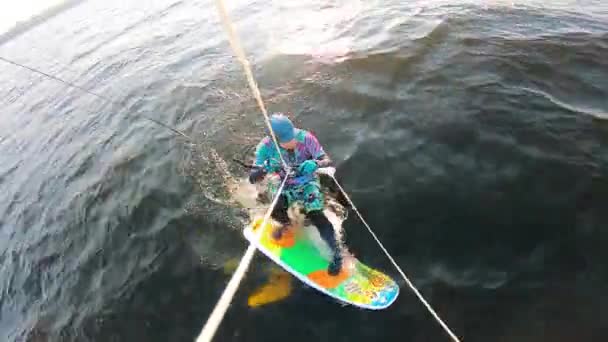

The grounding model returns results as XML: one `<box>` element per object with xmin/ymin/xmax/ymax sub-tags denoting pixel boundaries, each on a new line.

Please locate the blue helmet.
<box><xmin>269</xmin><ymin>113</ymin><xmax>295</xmax><ymax>143</ymax></box>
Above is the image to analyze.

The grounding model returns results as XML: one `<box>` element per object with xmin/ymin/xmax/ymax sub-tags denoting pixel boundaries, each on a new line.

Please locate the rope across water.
<box><xmin>329</xmin><ymin>176</ymin><xmax>462</xmax><ymax>342</ymax></box>
<box><xmin>196</xmin><ymin>1</ymin><xmax>293</xmax><ymax>341</ymax></box>
<box><xmin>196</xmin><ymin>175</ymin><xmax>289</xmax><ymax>342</ymax></box>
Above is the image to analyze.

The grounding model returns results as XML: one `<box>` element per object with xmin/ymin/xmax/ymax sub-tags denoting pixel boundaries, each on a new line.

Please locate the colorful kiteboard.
<box><xmin>244</xmin><ymin>217</ymin><xmax>399</xmax><ymax>309</ymax></box>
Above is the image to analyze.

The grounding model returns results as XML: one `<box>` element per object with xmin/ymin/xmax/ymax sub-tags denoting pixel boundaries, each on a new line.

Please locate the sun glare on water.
<box><xmin>0</xmin><ymin>0</ymin><xmax>66</xmax><ymax>34</ymax></box>
<box><xmin>269</xmin><ymin>0</ymin><xmax>363</xmax><ymax>63</ymax></box>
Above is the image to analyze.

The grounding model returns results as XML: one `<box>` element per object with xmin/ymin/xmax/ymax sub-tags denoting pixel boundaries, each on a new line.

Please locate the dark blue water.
<box><xmin>1</xmin><ymin>0</ymin><xmax>607</xmax><ymax>341</ymax></box>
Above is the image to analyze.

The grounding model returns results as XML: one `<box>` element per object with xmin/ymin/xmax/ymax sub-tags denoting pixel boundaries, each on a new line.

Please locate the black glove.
<box><xmin>249</xmin><ymin>167</ymin><xmax>266</xmax><ymax>184</ymax></box>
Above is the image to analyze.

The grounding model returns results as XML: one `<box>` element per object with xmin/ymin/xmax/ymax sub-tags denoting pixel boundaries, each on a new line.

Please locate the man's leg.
<box><xmin>301</xmin><ymin>177</ymin><xmax>342</xmax><ymax>274</ymax></box>
<box><xmin>271</xmin><ymin>194</ymin><xmax>290</xmax><ymax>239</ymax></box>
<box><xmin>307</xmin><ymin>210</ymin><xmax>343</xmax><ymax>275</ymax></box>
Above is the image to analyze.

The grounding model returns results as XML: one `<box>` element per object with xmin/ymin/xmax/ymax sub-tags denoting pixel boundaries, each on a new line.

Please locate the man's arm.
<box><xmin>305</xmin><ymin>131</ymin><xmax>332</xmax><ymax>168</ymax></box>
<box><xmin>254</xmin><ymin>138</ymin><xmax>269</xmax><ymax>168</ymax></box>
<box><xmin>250</xmin><ymin>139</ymin><xmax>270</xmax><ymax>184</ymax></box>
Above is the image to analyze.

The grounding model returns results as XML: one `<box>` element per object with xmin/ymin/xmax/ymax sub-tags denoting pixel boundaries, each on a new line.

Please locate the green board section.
<box><xmin>280</xmin><ymin>237</ymin><xmax>329</xmax><ymax>275</ymax></box>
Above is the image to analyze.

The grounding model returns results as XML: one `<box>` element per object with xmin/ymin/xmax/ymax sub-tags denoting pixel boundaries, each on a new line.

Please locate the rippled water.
<box><xmin>1</xmin><ymin>0</ymin><xmax>607</xmax><ymax>341</ymax></box>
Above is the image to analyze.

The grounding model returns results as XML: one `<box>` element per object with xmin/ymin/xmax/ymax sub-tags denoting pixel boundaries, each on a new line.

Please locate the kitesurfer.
<box><xmin>249</xmin><ymin>113</ymin><xmax>343</xmax><ymax>275</ymax></box>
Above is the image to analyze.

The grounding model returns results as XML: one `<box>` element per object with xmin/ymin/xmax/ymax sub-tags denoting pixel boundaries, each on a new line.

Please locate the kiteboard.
<box><xmin>243</xmin><ymin>217</ymin><xmax>399</xmax><ymax>309</ymax></box>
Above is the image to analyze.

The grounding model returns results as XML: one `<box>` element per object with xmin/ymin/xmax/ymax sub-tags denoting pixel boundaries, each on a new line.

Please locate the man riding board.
<box><xmin>248</xmin><ymin>113</ymin><xmax>343</xmax><ymax>275</ymax></box>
